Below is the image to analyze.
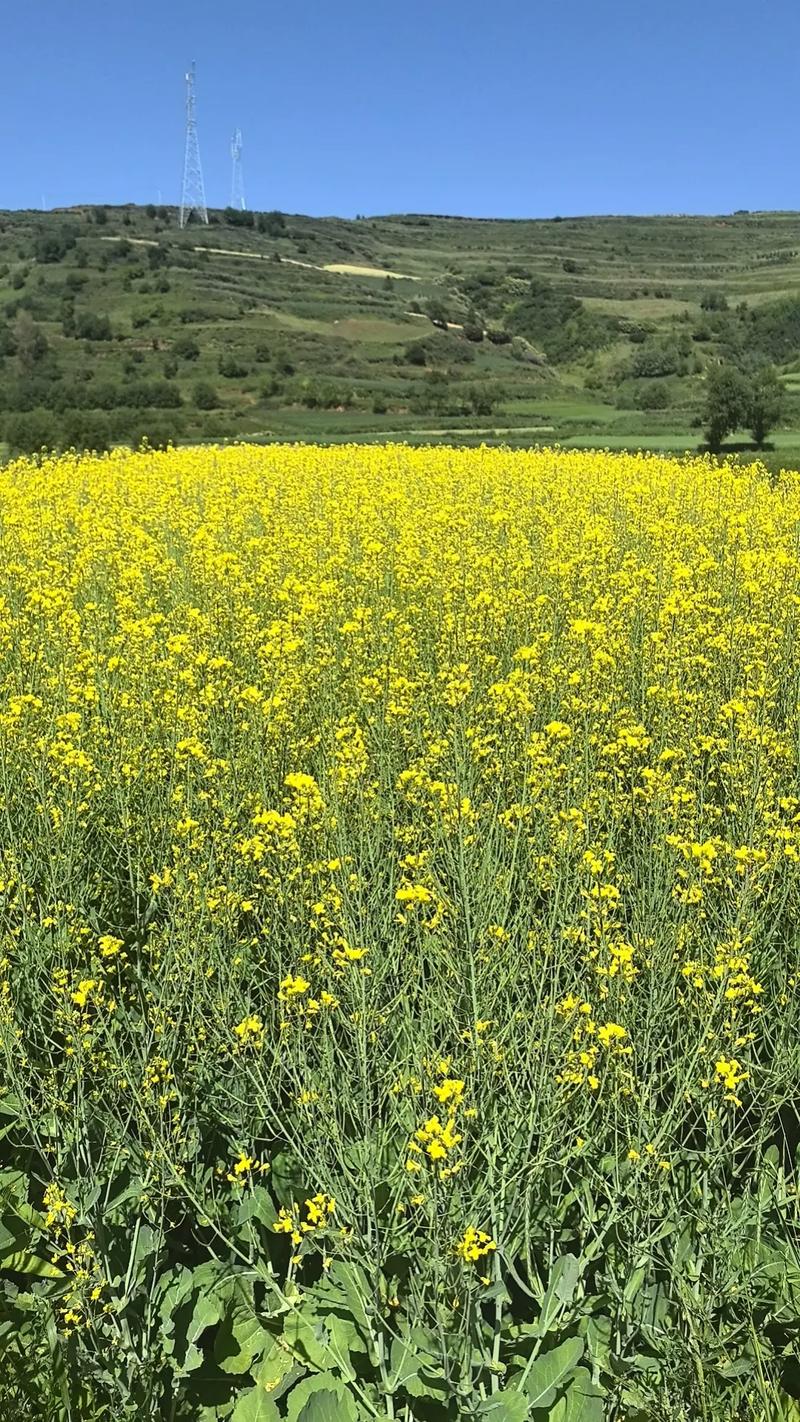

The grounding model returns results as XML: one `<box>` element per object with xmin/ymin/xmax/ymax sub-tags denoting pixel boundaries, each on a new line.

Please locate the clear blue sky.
<box><xmin>2</xmin><ymin>0</ymin><xmax>797</xmax><ymax>218</ymax></box>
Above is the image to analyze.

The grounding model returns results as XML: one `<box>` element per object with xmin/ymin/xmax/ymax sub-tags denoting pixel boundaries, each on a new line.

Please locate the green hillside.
<box><xmin>4</xmin><ymin>202</ymin><xmax>800</xmax><ymax>457</ymax></box>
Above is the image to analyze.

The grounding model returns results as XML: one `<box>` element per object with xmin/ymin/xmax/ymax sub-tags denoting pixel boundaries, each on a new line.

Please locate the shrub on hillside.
<box><xmin>507</xmin><ymin>277</ymin><xmax>617</xmax><ymax>362</ymax></box>
<box><xmin>193</xmin><ymin>380</ymin><xmax>219</xmax><ymax>410</ymax></box>
<box><xmin>700</xmin><ymin>291</ymin><xmax>729</xmax><ymax>311</ymax></box>
<box><xmin>632</xmin><ymin>380</ymin><xmax>671</xmax><ymax>410</ymax></box>
<box><xmin>74</xmin><ymin>312</ymin><xmax>112</xmax><ymax>341</ymax></box>
<box><xmin>256</xmin><ymin>210</ymin><xmax>286</xmax><ymax>236</ymax></box>
<box><xmin>33</xmin><ymin>227</ymin><xmax>78</xmax><ymax>264</ymax></box>
<box><xmin>405</xmin><ymin>341</ymin><xmax>428</xmax><ymax>367</ymax></box>
<box><xmin>219</xmin><ymin>353</ymin><xmax>250</xmax><ymax>379</ymax></box>
<box><xmin>224</xmin><ymin>207</ymin><xmax>255</xmax><ymax>228</ymax></box>
<box><xmin>173</xmin><ymin>335</ymin><xmax>200</xmax><ymax>361</ymax></box>
<box><xmin>629</xmin><ymin>345</ymin><xmax>680</xmax><ymax>379</ymax></box>
<box><xmin>3</xmin><ymin>408</ymin><xmax>59</xmax><ymax>452</ymax></box>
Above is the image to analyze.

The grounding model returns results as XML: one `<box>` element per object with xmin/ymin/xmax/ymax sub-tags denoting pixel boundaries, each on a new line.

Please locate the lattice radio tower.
<box><xmin>179</xmin><ymin>62</ymin><xmax>208</xmax><ymax>228</ymax></box>
<box><xmin>230</xmin><ymin>128</ymin><xmax>246</xmax><ymax>211</ymax></box>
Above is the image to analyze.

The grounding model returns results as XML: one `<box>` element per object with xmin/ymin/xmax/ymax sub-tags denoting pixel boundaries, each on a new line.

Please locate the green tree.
<box><xmin>747</xmin><ymin>365</ymin><xmax>783</xmax><ymax>447</ymax></box>
<box><xmin>219</xmin><ymin>353</ymin><xmax>249</xmax><ymax>378</ymax></box>
<box><xmin>173</xmin><ymin>335</ymin><xmax>200</xmax><ymax>361</ymax></box>
<box><xmin>507</xmin><ymin>277</ymin><xmax>617</xmax><ymax>362</ymax></box>
<box><xmin>633</xmin><ymin>380</ymin><xmax>670</xmax><ymax>411</ymax></box>
<box><xmin>3</xmin><ymin>408</ymin><xmax>58</xmax><ymax>453</ymax></box>
<box><xmin>74</xmin><ymin>312</ymin><xmax>112</xmax><ymax>341</ymax></box>
<box><xmin>13</xmin><ymin>311</ymin><xmax>48</xmax><ymax>373</ymax></box>
<box><xmin>425</xmin><ymin>299</ymin><xmax>449</xmax><ymax>327</ymax></box>
<box><xmin>33</xmin><ymin>226</ymin><xmax>78</xmax><ymax>264</ymax></box>
<box><xmin>193</xmin><ymin>380</ymin><xmax>218</xmax><ymax>410</ymax></box>
<box><xmin>256</xmin><ymin>210</ymin><xmax>286</xmax><ymax>236</ymax></box>
<box><xmin>702</xmin><ymin>364</ymin><xmax>750</xmax><ymax>452</ymax></box>
<box><xmin>405</xmin><ymin>341</ymin><xmax>428</xmax><ymax>367</ymax></box>
<box><xmin>469</xmin><ymin>385</ymin><xmax>497</xmax><ymax>417</ymax></box>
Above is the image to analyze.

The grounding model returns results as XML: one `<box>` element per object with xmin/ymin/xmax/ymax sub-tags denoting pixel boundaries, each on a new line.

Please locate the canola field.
<box><xmin>1</xmin><ymin>444</ymin><xmax>799</xmax><ymax>1420</ymax></box>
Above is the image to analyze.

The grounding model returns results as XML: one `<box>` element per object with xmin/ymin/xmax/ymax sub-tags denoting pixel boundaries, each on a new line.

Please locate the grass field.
<box><xmin>1</xmin><ymin>441</ymin><xmax>799</xmax><ymax>1420</ymax></box>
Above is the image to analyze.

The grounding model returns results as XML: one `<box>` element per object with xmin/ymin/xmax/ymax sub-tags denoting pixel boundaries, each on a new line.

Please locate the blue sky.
<box><xmin>2</xmin><ymin>0</ymin><xmax>797</xmax><ymax>218</ymax></box>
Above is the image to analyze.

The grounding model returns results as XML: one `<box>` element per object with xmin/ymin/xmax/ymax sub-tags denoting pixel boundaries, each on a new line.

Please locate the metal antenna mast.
<box><xmin>179</xmin><ymin>62</ymin><xmax>208</xmax><ymax>228</ymax></box>
<box><xmin>230</xmin><ymin>128</ymin><xmax>246</xmax><ymax>211</ymax></box>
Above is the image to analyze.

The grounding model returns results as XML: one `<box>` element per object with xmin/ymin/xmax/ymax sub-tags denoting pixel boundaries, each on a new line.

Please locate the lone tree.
<box><xmin>747</xmin><ymin>364</ymin><xmax>784</xmax><ymax>448</ymax></box>
<box><xmin>703</xmin><ymin>362</ymin><xmax>784</xmax><ymax>452</ymax></box>
<box><xmin>13</xmin><ymin>311</ymin><xmax>48</xmax><ymax>373</ymax></box>
<box><xmin>703</xmin><ymin>364</ymin><xmax>751</xmax><ymax>452</ymax></box>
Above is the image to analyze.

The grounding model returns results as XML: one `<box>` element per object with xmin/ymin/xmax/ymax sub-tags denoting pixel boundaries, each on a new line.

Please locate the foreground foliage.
<box><xmin>0</xmin><ymin>443</ymin><xmax>799</xmax><ymax>1419</ymax></box>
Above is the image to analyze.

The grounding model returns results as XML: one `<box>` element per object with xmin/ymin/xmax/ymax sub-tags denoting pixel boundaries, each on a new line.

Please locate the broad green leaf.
<box><xmin>284</xmin><ymin>1372</ymin><xmax>359</xmax><ymax>1422</ymax></box>
<box><xmin>622</xmin><ymin>1264</ymin><xmax>647</xmax><ymax>1309</ymax></box>
<box><xmin>404</xmin><ymin>1365</ymin><xmax>449</xmax><ymax>1400</ymax></box>
<box><xmin>398</xmin><ymin>1323</ymin><xmax>447</xmax><ymax>1398</ymax></box>
<box><xmin>236</xmin><ymin>1184</ymin><xmax>277</xmax><ymax>1231</ymax></box>
<box><xmin>185</xmin><ymin>1268</ymin><xmax>252</xmax><ymax>1354</ymax></box>
<box><xmin>0</xmin><ymin>1249</ymin><xmax>65</xmax><ymax>1279</ymax></box>
<box><xmin>583</xmin><ymin>1313</ymin><xmax>612</xmax><ymax>1373</ymax></box>
<box><xmin>389</xmin><ymin>1335</ymin><xmax>422</xmax><ymax>1387</ymax></box>
<box><xmin>475</xmin><ymin>1389</ymin><xmax>529</xmax><ymax>1420</ymax></box>
<box><xmin>538</xmin><ymin>1255</ymin><xmax>582</xmax><ymax>1334</ymax></box>
<box><xmin>251</xmin><ymin>1339</ymin><xmax>297</xmax><ymax>1395</ymax></box>
<box><xmin>554</xmin><ymin>1255</ymin><xmax>581</xmax><ymax>1305</ymax></box>
<box><xmin>230</xmin><ymin>1387</ymin><xmax>281</xmax><ymax>1422</ymax></box>
<box><xmin>269</xmin><ymin>1151</ymin><xmax>305</xmax><ymax>1208</ymax></box>
<box><xmin>518</xmin><ymin>1336</ymin><xmax>584</xmax><ymax>1408</ymax></box>
<box><xmin>283</xmin><ymin>1310</ymin><xmax>333</xmax><ymax>1371</ymax></box>
<box><xmin>215</xmin><ymin>1301</ymin><xmax>270</xmax><ymax>1374</ymax></box>
<box><xmin>189</xmin><ymin>1288</ymin><xmax>225</xmax><ymax>1341</ymax></box>
<box><xmin>323</xmin><ymin>1309</ymin><xmax>365</xmax><ymax>1365</ymax></box>
<box><xmin>296</xmin><ymin>1395</ymin><xmax>357</xmax><ymax>1422</ymax></box>
<box><xmin>327</xmin><ymin>1260</ymin><xmax>372</xmax><ymax>1336</ymax></box>
<box><xmin>714</xmin><ymin>1357</ymin><xmax>753</xmax><ymax>1380</ymax></box>
<box><xmin>102</xmin><ymin>1169</ymin><xmax>142</xmax><ymax>1213</ymax></box>
<box><xmin>548</xmin><ymin>1367</ymin><xmax>604</xmax><ymax>1422</ymax></box>
<box><xmin>176</xmin><ymin>1341</ymin><xmax>204</xmax><ymax>1376</ymax></box>
<box><xmin>636</xmin><ymin>1280</ymin><xmax>671</xmax><ymax>1344</ymax></box>
<box><xmin>0</xmin><ymin>1220</ymin><xmax>23</xmax><ymax>1253</ymax></box>
<box><xmin>157</xmin><ymin>1262</ymin><xmax>193</xmax><ymax>1325</ymax></box>
<box><xmin>672</xmin><ymin>1221</ymin><xmax>694</xmax><ymax>1270</ymax></box>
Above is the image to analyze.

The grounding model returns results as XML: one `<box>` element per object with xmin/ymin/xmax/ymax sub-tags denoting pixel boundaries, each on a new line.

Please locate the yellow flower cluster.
<box><xmin>455</xmin><ymin>1225</ymin><xmax>497</xmax><ymax>1264</ymax></box>
<box><xmin>555</xmin><ymin>997</ymin><xmax>633</xmax><ymax>1095</ymax></box>
<box><xmin>273</xmin><ymin>1192</ymin><xmax>337</xmax><ymax>1250</ymax></box>
<box><xmin>42</xmin><ymin>1183</ymin><xmax>108</xmax><ymax>1334</ymax></box>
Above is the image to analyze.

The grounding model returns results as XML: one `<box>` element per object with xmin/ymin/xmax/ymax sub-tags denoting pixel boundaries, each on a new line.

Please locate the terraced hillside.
<box><xmin>3</xmin><ymin>204</ymin><xmax>800</xmax><ymax>454</ymax></box>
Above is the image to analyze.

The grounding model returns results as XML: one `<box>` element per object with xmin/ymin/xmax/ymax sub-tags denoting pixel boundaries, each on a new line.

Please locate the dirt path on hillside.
<box><xmin>322</xmin><ymin>261</ymin><xmax>419</xmax><ymax>280</ymax></box>
<box><xmin>406</xmin><ymin>310</ymin><xmax>464</xmax><ymax>330</ymax></box>
<box><xmin>100</xmin><ymin>236</ymin><xmax>420</xmax><ymax>281</ymax></box>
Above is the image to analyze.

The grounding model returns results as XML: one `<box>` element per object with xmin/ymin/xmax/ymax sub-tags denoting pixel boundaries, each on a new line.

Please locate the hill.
<box><xmin>4</xmin><ymin>203</ymin><xmax>800</xmax><ymax>456</ymax></box>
